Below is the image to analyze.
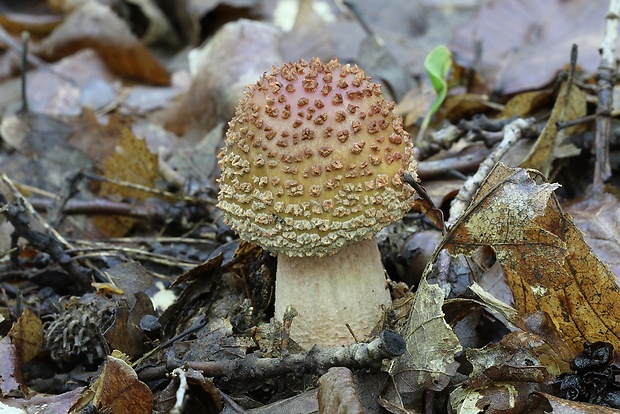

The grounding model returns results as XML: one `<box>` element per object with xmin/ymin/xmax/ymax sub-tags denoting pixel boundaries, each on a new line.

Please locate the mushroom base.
<box><xmin>274</xmin><ymin>238</ymin><xmax>391</xmax><ymax>349</ymax></box>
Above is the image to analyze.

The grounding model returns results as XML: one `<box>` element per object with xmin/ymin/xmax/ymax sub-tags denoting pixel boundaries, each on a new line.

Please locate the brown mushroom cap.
<box><xmin>217</xmin><ymin>58</ymin><xmax>418</xmax><ymax>257</ymax></box>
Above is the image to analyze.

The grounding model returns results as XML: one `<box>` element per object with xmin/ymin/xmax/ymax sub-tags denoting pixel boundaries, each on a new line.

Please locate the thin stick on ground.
<box><xmin>593</xmin><ymin>0</ymin><xmax>620</xmax><ymax>194</ymax></box>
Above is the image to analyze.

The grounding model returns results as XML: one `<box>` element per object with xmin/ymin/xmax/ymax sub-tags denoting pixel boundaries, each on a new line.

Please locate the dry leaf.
<box><xmin>538</xmin><ymin>392</ymin><xmax>620</xmax><ymax>414</ymax></box>
<box><xmin>280</xmin><ymin>0</ymin><xmax>334</xmax><ymax>63</ymax></box>
<box><xmin>1</xmin><ymin>388</ymin><xmax>84</xmax><ymax>413</ymax></box>
<box><xmin>33</xmin><ymin>2</ymin><xmax>170</xmax><ymax>85</ymax></box>
<box><xmin>567</xmin><ymin>193</ymin><xmax>620</xmax><ymax>279</ymax></box>
<box><xmin>0</xmin><ymin>336</ymin><xmax>21</xmax><ymax>396</ymax></box>
<box><xmin>0</xmin><ymin>112</ymin><xmax>88</xmax><ymax>191</ymax></box>
<box><xmin>9</xmin><ymin>308</ymin><xmax>43</xmax><ymax>364</ymax></box>
<box><xmin>160</xmin><ymin>19</ymin><xmax>282</xmax><ymax>138</ymax></box>
<box><xmin>92</xmin><ymin>126</ymin><xmax>158</xmax><ymax>237</ymax></box>
<box><xmin>318</xmin><ymin>367</ymin><xmax>364</xmax><ymax>414</ymax></box>
<box><xmin>443</xmin><ymin>163</ymin><xmax>620</xmax><ymax>355</ymax></box>
<box><xmin>442</xmin><ymin>93</ymin><xmax>503</xmax><ymax>124</ymax></box>
<box><xmin>499</xmin><ymin>89</ymin><xmax>553</xmax><ymax>119</ymax></box>
<box><xmin>450</xmin><ymin>0</ymin><xmax>615</xmax><ymax>93</ymax></box>
<box><xmin>88</xmin><ymin>355</ymin><xmax>153</xmax><ymax>413</ymax></box>
<box><xmin>384</xmin><ymin>278</ymin><xmax>462</xmax><ymax>408</ymax></box>
<box><xmin>104</xmin><ymin>292</ymin><xmax>155</xmax><ymax>358</ymax></box>
<box><xmin>449</xmin><ymin>382</ymin><xmax>537</xmax><ymax>414</ymax></box>
<box><xmin>520</xmin><ymin>81</ymin><xmax>585</xmax><ymax>177</ymax></box>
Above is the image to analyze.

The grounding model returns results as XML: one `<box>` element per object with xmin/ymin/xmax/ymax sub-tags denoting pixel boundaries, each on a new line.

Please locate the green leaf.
<box><xmin>421</xmin><ymin>45</ymin><xmax>453</xmax><ymax>131</ymax></box>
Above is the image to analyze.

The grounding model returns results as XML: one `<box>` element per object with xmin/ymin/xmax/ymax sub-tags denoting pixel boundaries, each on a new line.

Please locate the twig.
<box><xmin>220</xmin><ymin>392</ymin><xmax>248</xmax><ymax>414</ymax></box>
<box><xmin>593</xmin><ymin>0</ymin><xmax>620</xmax><ymax>194</ymax></box>
<box><xmin>20</xmin><ymin>31</ymin><xmax>29</xmax><ymax>113</ymax></box>
<box><xmin>0</xmin><ymin>23</ymin><xmax>75</xmax><ymax>85</ymax></box>
<box><xmin>137</xmin><ymin>330</ymin><xmax>406</xmax><ymax>383</ymax></box>
<box><xmin>448</xmin><ymin>118</ymin><xmax>537</xmax><ymax>226</ymax></box>
<box><xmin>82</xmin><ymin>172</ymin><xmax>216</xmax><ymax>204</ymax></box>
<box><xmin>417</xmin><ymin>147</ymin><xmax>491</xmax><ymax>180</ymax></box>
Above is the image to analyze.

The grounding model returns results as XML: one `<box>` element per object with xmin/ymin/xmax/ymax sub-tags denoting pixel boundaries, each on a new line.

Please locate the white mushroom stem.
<box><xmin>274</xmin><ymin>238</ymin><xmax>392</xmax><ymax>349</ymax></box>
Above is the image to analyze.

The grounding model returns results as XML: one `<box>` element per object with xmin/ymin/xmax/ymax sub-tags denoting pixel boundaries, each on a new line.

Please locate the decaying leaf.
<box><xmin>499</xmin><ymin>89</ymin><xmax>553</xmax><ymax>119</ymax></box>
<box><xmin>448</xmin><ymin>330</ymin><xmax>559</xmax><ymax>413</ymax></box>
<box><xmin>443</xmin><ymin>163</ymin><xmax>620</xmax><ymax>356</ymax></box>
<box><xmin>449</xmin><ymin>381</ymin><xmax>538</xmax><ymax>414</ymax></box>
<box><xmin>0</xmin><ymin>112</ymin><xmax>89</xmax><ymax>191</ymax></box>
<box><xmin>104</xmin><ymin>292</ymin><xmax>156</xmax><ymax>358</ymax></box>
<box><xmin>538</xmin><ymin>392</ymin><xmax>620</xmax><ymax>414</ymax></box>
<box><xmin>383</xmin><ymin>278</ymin><xmax>462</xmax><ymax>408</ymax></box>
<box><xmin>520</xmin><ymin>81</ymin><xmax>585</xmax><ymax>177</ymax></box>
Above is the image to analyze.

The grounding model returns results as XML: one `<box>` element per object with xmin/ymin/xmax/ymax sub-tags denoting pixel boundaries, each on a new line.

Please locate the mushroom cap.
<box><xmin>217</xmin><ymin>58</ymin><xmax>418</xmax><ymax>257</ymax></box>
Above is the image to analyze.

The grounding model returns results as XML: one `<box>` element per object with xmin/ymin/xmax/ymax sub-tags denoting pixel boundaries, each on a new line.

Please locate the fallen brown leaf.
<box><xmin>520</xmin><ymin>81</ymin><xmax>585</xmax><ymax>177</ymax></box>
<box><xmin>450</xmin><ymin>0</ymin><xmax>615</xmax><ymax>93</ymax></box>
<box><xmin>33</xmin><ymin>2</ymin><xmax>170</xmax><ymax>85</ymax></box>
<box><xmin>9</xmin><ymin>308</ymin><xmax>43</xmax><ymax>365</ymax></box>
<box><xmin>92</xmin><ymin>124</ymin><xmax>158</xmax><ymax>237</ymax></box>
<box><xmin>566</xmin><ymin>193</ymin><xmax>620</xmax><ymax>279</ymax></box>
<box><xmin>87</xmin><ymin>354</ymin><xmax>153</xmax><ymax>413</ymax></box>
<box><xmin>538</xmin><ymin>392</ymin><xmax>620</xmax><ymax>414</ymax></box>
<box><xmin>443</xmin><ymin>163</ymin><xmax>620</xmax><ymax>356</ymax></box>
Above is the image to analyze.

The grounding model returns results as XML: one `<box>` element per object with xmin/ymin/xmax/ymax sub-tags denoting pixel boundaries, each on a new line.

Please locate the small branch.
<box><xmin>137</xmin><ymin>330</ymin><xmax>406</xmax><ymax>383</ymax></box>
<box><xmin>417</xmin><ymin>147</ymin><xmax>491</xmax><ymax>180</ymax></box>
<box><xmin>593</xmin><ymin>0</ymin><xmax>620</xmax><ymax>194</ymax></box>
<box><xmin>448</xmin><ymin>118</ymin><xmax>537</xmax><ymax>226</ymax></box>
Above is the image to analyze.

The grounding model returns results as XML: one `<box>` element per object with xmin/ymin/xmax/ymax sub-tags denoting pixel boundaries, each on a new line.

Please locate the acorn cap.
<box><xmin>217</xmin><ymin>58</ymin><xmax>418</xmax><ymax>257</ymax></box>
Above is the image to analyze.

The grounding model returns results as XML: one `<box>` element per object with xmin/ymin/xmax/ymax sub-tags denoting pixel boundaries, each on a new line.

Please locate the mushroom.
<box><xmin>217</xmin><ymin>58</ymin><xmax>418</xmax><ymax>349</ymax></box>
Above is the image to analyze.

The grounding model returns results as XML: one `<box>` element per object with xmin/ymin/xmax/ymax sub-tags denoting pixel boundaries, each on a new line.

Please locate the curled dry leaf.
<box><xmin>443</xmin><ymin>163</ymin><xmax>620</xmax><ymax>356</ymax></box>
<box><xmin>33</xmin><ymin>2</ymin><xmax>170</xmax><ymax>85</ymax></box>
